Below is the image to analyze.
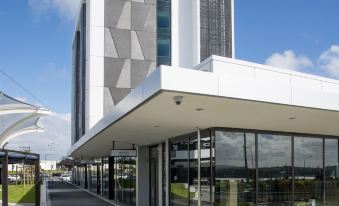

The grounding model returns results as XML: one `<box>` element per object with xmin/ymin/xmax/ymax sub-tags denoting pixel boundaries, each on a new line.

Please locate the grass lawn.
<box><xmin>0</xmin><ymin>184</ymin><xmax>35</xmax><ymax>203</ymax></box>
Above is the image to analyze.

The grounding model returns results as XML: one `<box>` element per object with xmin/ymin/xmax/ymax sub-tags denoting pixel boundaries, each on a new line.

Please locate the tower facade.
<box><xmin>72</xmin><ymin>0</ymin><xmax>234</xmax><ymax>144</ymax></box>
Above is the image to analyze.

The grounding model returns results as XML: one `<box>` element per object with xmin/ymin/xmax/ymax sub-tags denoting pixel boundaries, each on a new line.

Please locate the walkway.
<box><xmin>47</xmin><ymin>181</ymin><xmax>113</xmax><ymax>206</ymax></box>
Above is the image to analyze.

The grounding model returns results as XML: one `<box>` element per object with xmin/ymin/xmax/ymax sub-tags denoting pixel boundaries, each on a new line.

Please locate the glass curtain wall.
<box><xmin>201</xmin><ymin>132</ymin><xmax>212</xmax><ymax>205</ymax></box>
<box><xmin>170</xmin><ymin>136</ymin><xmax>189</xmax><ymax>205</ymax></box>
<box><xmin>168</xmin><ymin>128</ymin><xmax>339</xmax><ymax>206</ymax></box>
<box><xmin>110</xmin><ymin>156</ymin><xmax>136</xmax><ymax>206</ymax></box>
<box><xmin>294</xmin><ymin>137</ymin><xmax>323</xmax><ymax>206</ymax></box>
<box><xmin>157</xmin><ymin>0</ymin><xmax>171</xmax><ymax>66</ymax></box>
<box><xmin>214</xmin><ymin>131</ymin><xmax>256</xmax><ymax>206</ymax></box>
<box><xmin>102</xmin><ymin>158</ymin><xmax>109</xmax><ymax>198</ymax></box>
<box><xmin>325</xmin><ymin>138</ymin><xmax>339</xmax><ymax>206</ymax></box>
<box><xmin>258</xmin><ymin>134</ymin><xmax>292</xmax><ymax>206</ymax></box>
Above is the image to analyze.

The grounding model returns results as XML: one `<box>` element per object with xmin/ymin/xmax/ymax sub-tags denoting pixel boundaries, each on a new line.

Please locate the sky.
<box><xmin>0</xmin><ymin>0</ymin><xmax>339</xmax><ymax>160</ymax></box>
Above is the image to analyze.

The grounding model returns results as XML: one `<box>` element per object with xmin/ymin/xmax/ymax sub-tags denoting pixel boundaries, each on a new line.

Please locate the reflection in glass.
<box><xmin>201</xmin><ymin>133</ymin><xmax>211</xmax><ymax>205</ymax></box>
<box><xmin>111</xmin><ymin>156</ymin><xmax>136</xmax><ymax>206</ymax></box>
<box><xmin>157</xmin><ymin>0</ymin><xmax>171</xmax><ymax>66</ymax></box>
<box><xmin>190</xmin><ymin>136</ymin><xmax>199</xmax><ymax>206</ymax></box>
<box><xmin>102</xmin><ymin>158</ymin><xmax>109</xmax><ymax>198</ymax></box>
<box><xmin>214</xmin><ymin>131</ymin><xmax>256</xmax><ymax>206</ymax></box>
<box><xmin>325</xmin><ymin>139</ymin><xmax>339</xmax><ymax>206</ymax></box>
<box><xmin>258</xmin><ymin>134</ymin><xmax>292</xmax><ymax>206</ymax></box>
<box><xmin>171</xmin><ymin>137</ymin><xmax>189</xmax><ymax>205</ymax></box>
<box><xmin>294</xmin><ymin>137</ymin><xmax>323</xmax><ymax>206</ymax></box>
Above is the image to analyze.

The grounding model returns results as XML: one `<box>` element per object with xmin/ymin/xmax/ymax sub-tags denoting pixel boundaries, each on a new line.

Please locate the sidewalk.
<box><xmin>47</xmin><ymin>181</ymin><xmax>113</xmax><ymax>206</ymax></box>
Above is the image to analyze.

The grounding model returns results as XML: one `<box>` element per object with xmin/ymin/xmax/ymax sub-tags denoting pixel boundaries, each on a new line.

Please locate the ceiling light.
<box><xmin>289</xmin><ymin>117</ymin><xmax>296</xmax><ymax>120</ymax></box>
<box><xmin>196</xmin><ymin>108</ymin><xmax>204</xmax><ymax>111</ymax></box>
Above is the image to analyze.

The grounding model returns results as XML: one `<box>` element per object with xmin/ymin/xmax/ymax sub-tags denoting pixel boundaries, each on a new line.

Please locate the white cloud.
<box><xmin>319</xmin><ymin>45</ymin><xmax>339</xmax><ymax>78</ymax></box>
<box><xmin>265</xmin><ymin>50</ymin><xmax>314</xmax><ymax>71</ymax></box>
<box><xmin>6</xmin><ymin>113</ymin><xmax>71</xmax><ymax>161</ymax></box>
<box><xmin>28</xmin><ymin>0</ymin><xmax>80</xmax><ymax>22</ymax></box>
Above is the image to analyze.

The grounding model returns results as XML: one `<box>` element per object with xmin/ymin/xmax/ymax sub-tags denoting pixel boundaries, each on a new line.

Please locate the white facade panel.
<box><xmin>213</xmin><ymin>60</ymin><xmax>255</xmax><ymax>79</ymax></box>
<box><xmin>89</xmin><ymin>26</ymin><xmax>104</xmax><ymax>57</ymax></box>
<box><xmin>89</xmin><ymin>0</ymin><xmax>104</xmax><ymax>27</ymax></box>
<box><xmin>161</xmin><ymin>68</ymin><xmax>219</xmax><ymax>96</ymax></box>
<box><xmin>89</xmin><ymin>56</ymin><xmax>104</xmax><ymax>87</ymax></box>
<box><xmin>171</xmin><ymin>0</ymin><xmax>200</xmax><ymax>68</ymax></box>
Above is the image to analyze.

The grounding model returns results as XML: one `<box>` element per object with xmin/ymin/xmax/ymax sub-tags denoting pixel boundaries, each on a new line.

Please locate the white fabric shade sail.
<box><xmin>0</xmin><ymin>91</ymin><xmax>50</xmax><ymax>147</ymax></box>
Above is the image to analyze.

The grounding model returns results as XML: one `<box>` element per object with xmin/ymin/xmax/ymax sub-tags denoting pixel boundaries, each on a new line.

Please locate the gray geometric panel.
<box><xmin>131</xmin><ymin>31</ymin><xmax>144</xmax><ymax>60</ymax></box>
<box><xmin>131</xmin><ymin>59</ymin><xmax>152</xmax><ymax>88</ymax></box>
<box><xmin>131</xmin><ymin>2</ymin><xmax>150</xmax><ymax>31</ymax></box>
<box><xmin>136</xmin><ymin>31</ymin><xmax>156</xmax><ymax>61</ymax></box>
<box><xmin>104</xmin><ymin>57</ymin><xmax>125</xmax><ymax>88</ymax></box>
<box><xmin>104</xmin><ymin>0</ymin><xmax>125</xmax><ymax>28</ymax></box>
<box><xmin>146</xmin><ymin>61</ymin><xmax>156</xmax><ymax>77</ymax></box>
<box><xmin>116</xmin><ymin>1</ymin><xmax>131</xmax><ymax>30</ymax></box>
<box><xmin>116</xmin><ymin>59</ymin><xmax>131</xmax><ymax>88</ymax></box>
<box><xmin>104</xmin><ymin>28</ymin><xmax>118</xmax><ymax>58</ymax></box>
<box><xmin>109</xmin><ymin>88</ymin><xmax>132</xmax><ymax>105</ymax></box>
<box><xmin>110</xmin><ymin>28</ymin><xmax>131</xmax><ymax>58</ymax></box>
<box><xmin>103</xmin><ymin>87</ymin><xmax>114</xmax><ymax>114</ymax></box>
<box><xmin>143</xmin><ymin>4</ymin><xmax>156</xmax><ymax>32</ymax></box>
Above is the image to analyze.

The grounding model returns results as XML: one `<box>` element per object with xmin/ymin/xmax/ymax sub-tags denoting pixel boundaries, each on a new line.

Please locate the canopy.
<box><xmin>0</xmin><ymin>91</ymin><xmax>50</xmax><ymax>147</ymax></box>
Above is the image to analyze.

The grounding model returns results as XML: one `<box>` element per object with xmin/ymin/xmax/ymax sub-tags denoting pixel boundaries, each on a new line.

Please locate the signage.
<box><xmin>111</xmin><ymin>150</ymin><xmax>137</xmax><ymax>157</ymax></box>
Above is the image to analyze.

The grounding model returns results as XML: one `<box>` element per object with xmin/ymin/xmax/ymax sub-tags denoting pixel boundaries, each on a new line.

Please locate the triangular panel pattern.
<box><xmin>116</xmin><ymin>59</ymin><xmax>131</xmax><ymax>88</ymax></box>
<box><xmin>136</xmin><ymin>31</ymin><xmax>156</xmax><ymax>61</ymax></box>
<box><xmin>104</xmin><ymin>58</ymin><xmax>125</xmax><ymax>88</ymax></box>
<box><xmin>109</xmin><ymin>88</ymin><xmax>132</xmax><ymax>105</ymax></box>
<box><xmin>146</xmin><ymin>62</ymin><xmax>157</xmax><ymax>77</ymax></box>
<box><xmin>116</xmin><ymin>1</ymin><xmax>131</xmax><ymax>30</ymax></box>
<box><xmin>104</xmin><ymin>28</ymin><xmax>118</xmax><ymax>58</ymax></box>
<box><xmin>131</xmin><ymin>60</ymin><xmax>151</xmax><ymax>88</ymax></box>
<box><xmin>131</xmin><ymin>31</ymin><xmax>145</xmax><ymax>60</ymax></box>
<box><xmin>143</xmin><ymin>5</ymin><xmax>156</xmax><ymax>32</ymax></box>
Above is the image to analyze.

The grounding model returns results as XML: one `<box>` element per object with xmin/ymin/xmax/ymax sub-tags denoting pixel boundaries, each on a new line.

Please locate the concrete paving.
<box><xmin>47</xmin><ymin>181</ymin><xmax>113</xmax><ymax>206</ymax></box>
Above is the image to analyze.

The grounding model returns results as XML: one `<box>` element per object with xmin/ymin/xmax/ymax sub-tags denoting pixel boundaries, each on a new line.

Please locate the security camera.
<box><xmin>173</xmin><ymin>96</ymin><xmax>183</xmax><ymax>105</ymax></box>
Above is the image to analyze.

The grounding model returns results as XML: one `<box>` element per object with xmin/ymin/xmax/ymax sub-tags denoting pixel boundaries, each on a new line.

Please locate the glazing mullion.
<box><xmin>255</xmin><ymin>133</ymin><xmax>258</xmax><ymax>206</ymax></box>
<box><xmin>292</xmin><ymin>135</ymin><xmax>295</xmax><ymax>206</ymax></box>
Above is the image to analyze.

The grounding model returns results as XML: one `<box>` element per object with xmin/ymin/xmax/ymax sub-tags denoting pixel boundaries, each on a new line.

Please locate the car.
<box><xmin>59</xmin><ymin>174</ymin><xmax>71</xmax><ymax>181</ymax></box>
<box><xmin>8</xmin><ymin>175</ymin><xmax>21</xmax><ymax>182</ymax></box>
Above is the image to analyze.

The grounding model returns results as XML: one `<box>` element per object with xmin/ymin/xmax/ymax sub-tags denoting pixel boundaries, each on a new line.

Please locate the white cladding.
<box><xmin>69</xmin><ymin>56</ymin><xmax>339</xmax><ymax>156</ymax></box>
<box><xmin>171</xmin><ymin>0</ymin><xmax>200</xmax><ymax>68</ymax></box>
<box><xmin>86</xmin><ymin>0</ymin><xmax>105</xmax><ymax>130</ymax></box>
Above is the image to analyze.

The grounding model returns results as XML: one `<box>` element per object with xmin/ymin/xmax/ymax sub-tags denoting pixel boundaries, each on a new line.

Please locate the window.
<box><xmin>157</xmin><ymin>0</ymin><xmax>171</xmax><ymax>66</ymax></box>
<box><xmin>294</xmin><ymin>137</ymin><xmax>323</xmax><ymax>206</ymax></box>
<box><xmin>258</xmin><ymin>134</ymin><xmax>292</xmax><ymax>206</ymax></box>
<box><xmin>214</xmin><ymin>131</ymin><xmax>256</xmax><ymax>206</ymax></box>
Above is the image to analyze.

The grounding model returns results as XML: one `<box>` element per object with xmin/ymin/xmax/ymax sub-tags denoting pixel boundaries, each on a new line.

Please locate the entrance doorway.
<box><xmin>109</xmin><ymin>156</ymin><xmax>136</xmax><ymax>206</ymax></box>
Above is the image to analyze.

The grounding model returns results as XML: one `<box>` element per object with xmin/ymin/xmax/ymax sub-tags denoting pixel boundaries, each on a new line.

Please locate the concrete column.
<box><xmin>136</xmin><ymin>146</ymin><xmax>149</xmax><ymax>206</ymax></box>
<box><xmin>158</xmin><ymin>145</ymin><xmax>163</xmax><ymax>206</ymax></box>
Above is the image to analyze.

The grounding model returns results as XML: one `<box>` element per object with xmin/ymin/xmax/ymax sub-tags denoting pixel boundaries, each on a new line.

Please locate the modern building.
<box><xmin>70</xmin><ymin>1</ymin><xmax>339</xmax><ymax>206</ymax></box>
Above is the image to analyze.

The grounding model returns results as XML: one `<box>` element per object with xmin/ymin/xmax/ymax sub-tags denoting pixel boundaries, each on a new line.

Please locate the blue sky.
<box><xmin>1</xmin><ymin>0</ymin><xmax>339</xmax><ymax>114</ymax></box>
<box><xmin>0</xmin><ymin>0</ymin><xmax>338</xmax><ymax>158</ymax></box>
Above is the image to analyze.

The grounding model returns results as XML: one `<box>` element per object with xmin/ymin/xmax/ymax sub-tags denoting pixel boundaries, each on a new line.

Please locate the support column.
<box><xmin>136</xmin><ymin>146</ymin><xmax>149</xmax><ymax>206</ymax></box>
<box><xmin>35</xmin><ymin>157</ymin><xmax>40</xmax><ymax>206</ymax></box>
<box><xmin>197</xmin><ymin>129</ymin><xmax>201</xmax><ymax>206</ymax></box>
<box><xmin>2</xmin><ymin>151</ymin><xmax>8</xmax><ymax>206</ymax></box>
<box><xmin>165</xmin><ymin>139</ymin><xmax>170</xmax><ymax>206</ymax></box>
